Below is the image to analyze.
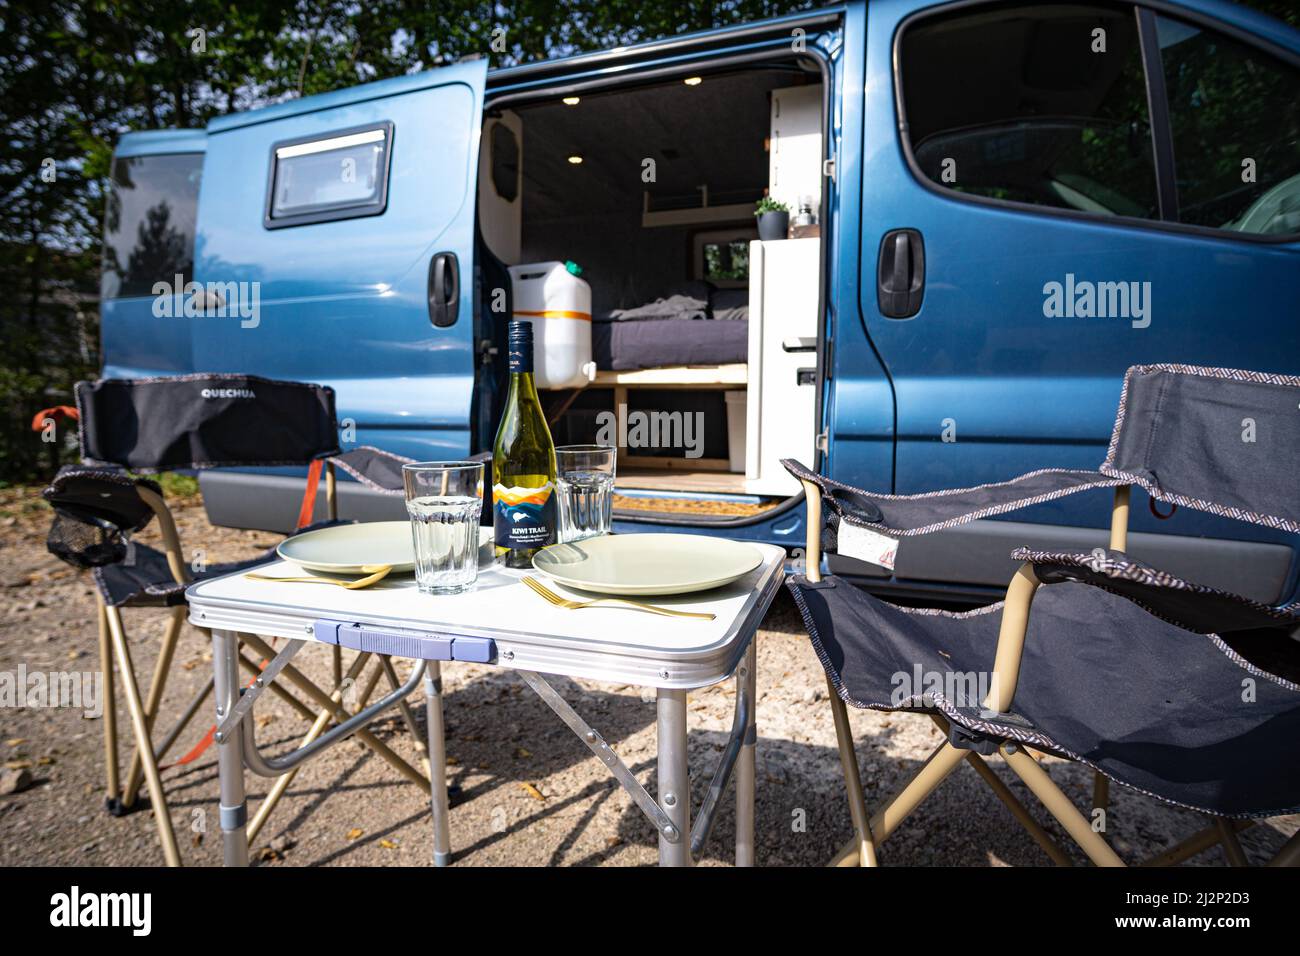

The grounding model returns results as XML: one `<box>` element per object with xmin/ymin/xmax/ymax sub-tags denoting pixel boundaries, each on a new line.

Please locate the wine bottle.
<box><xmin>492</xmin><ymin>320</ymin><xmax>558</xmax><ymax>568</ymax></box>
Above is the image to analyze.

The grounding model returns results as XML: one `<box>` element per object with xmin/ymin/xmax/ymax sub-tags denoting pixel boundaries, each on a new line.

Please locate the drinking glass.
<box><xmin>555</xmin><ymin>445</ymin><xmax>616</xmax><ymax>543</ymax></box>
<box><xmin>402</xmin><ymin>461</ymin><xmax>483</xmax><ymax>594</ymax></box>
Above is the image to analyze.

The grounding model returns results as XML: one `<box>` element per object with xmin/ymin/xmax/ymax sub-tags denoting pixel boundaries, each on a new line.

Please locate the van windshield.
<box><xmin>102</xmin><ymin>153</ymin><xmax>202</xmax><ymax>299</ymax></box>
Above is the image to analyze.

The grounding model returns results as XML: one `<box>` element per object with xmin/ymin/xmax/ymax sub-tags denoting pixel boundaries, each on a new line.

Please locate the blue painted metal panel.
<box><xmin>190</xmin><ymin>59</ymin><xmax>488</xmax><ymax>459</ymax></box>
<box><xmin>824</xmin><ymin>0</ymin><xmax>895</xmax><ymax>497</ymax></box>
<box><xmin>861</xmin><ymin>0</ymin><xmax>1300</xmax><ymax>500</ymax></box>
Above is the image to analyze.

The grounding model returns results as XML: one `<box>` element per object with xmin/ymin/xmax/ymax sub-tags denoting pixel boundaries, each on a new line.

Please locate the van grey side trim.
<box><xmin>831</xmin><ymin>516</ymin><xmax>1294</xmax><ymax>606</ymax></box>
<box><xmin>200</xmin><ymin>471</ymin><xmax>407</xmax><ymax>533</ymax></box>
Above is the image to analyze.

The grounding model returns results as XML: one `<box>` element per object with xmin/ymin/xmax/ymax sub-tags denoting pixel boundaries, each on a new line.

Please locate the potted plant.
<box><xmin>754</xmin><ymin>196</ymin><xmax>790</xmax><ymax>241</ymax></box>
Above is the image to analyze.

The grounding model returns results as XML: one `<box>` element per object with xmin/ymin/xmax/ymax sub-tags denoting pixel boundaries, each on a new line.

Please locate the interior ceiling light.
<box><xmin>567</xmin><ymin>155</ymin><xmax>584</xmax><ymax>164</ymax></box>
<box><xmin>683</xmin><ymin>76</ymin><xmax>703</xmax><ymax>86</ymax></box>
<box><xmin>562</xmin><ymin>96</ymin><xmax>580</xmax><ymax>105</ymax></box>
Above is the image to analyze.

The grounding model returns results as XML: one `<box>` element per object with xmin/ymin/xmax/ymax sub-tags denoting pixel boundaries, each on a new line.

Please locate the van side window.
<box><xmin>102</xmin><ymin>153</ymin><xmax>202</xmax><ymax>299</ymax></box>
<box><xmin>900</xmin><ymin>3</ymin><xmax>1159</xmax><ymax>221</ymax></box>
<box><xmin>1156</xmin><ymin>15</ymin><xmax>1300</xmax><ymax>236</ymax></box>
<box><xmin>265</xmin><ymin>124</ymin><xmax>392</xmax><ymax>228</ymax></box>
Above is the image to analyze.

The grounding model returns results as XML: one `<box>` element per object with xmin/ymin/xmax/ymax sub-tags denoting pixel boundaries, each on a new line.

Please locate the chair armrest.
<box><xmin>1012</xmin><ymin>547</ymin><xmax>1300</xmax><ymax>635</ymax></box>
<box><xmin>329</xmin><ymin>445</ymin><xmax>415</xmax><ymax>495</ymax></box>
<box><xmin>41</xmin><ymin>465</ymin><xmax>164</xmax><ymax>570</ymax></box>
<box><xmin>782</xmin><ymin>459</ymin><xmax>1122</xmax><ymax>538</ymax></box>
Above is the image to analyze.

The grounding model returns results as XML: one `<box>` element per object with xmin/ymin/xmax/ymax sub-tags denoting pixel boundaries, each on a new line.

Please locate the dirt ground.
<box><xmin>0</xmin><ymin>484</ymin><xmax>1294</xmax><ymax>867</ymax></box>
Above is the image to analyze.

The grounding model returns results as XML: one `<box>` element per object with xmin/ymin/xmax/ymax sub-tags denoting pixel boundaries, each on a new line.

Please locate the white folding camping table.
<box><xmin>186</xmin><ymin>542</ymin><xmax>786</xmax><ymax>867</ymax></box>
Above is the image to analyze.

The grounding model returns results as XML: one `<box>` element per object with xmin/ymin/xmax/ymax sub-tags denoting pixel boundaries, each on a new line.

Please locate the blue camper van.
<box><xmin>100</xmin><ymin>0</ymin><xmax>1300</xmax><ymax>604</ymax></box>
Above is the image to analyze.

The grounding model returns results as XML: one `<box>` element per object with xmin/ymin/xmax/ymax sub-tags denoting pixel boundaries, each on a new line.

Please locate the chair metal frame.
<box><xmin>800</xmin><ymin>478</ymin><xmax>1296</xmax><ymax>868</ymax></box>
<box><xmin>93</xmin><ymin>462</ymin><xmax>433</xmax><ymax>866</ymax></box>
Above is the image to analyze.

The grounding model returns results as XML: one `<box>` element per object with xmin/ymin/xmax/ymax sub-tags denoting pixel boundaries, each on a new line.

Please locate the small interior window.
<box><xmin>694</xmin><ymin>228</ymin><xmax>757</xmax><ymax>287</ymax></box>
<box><xmin>265</xmin><ymin>124</ymin><xmax>392</xmax><ymax>228</ymax></box>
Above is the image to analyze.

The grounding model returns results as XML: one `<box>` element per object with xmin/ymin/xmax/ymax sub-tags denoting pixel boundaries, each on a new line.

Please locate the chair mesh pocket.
<box><xmin>46</xmin><ymin>510</ymin><xmax>128</xmax><ymax>569</ymax></box>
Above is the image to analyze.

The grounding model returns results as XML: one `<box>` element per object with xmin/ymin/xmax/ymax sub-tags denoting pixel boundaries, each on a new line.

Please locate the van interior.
<box><xmin>477</xmin><ymin>60</ymin><xmax>826</xmax><ymax>520</ymax></box>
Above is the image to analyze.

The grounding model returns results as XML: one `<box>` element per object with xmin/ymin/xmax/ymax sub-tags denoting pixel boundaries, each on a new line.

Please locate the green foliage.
<box><xmin>754</xmin><ymin>196</ymin><xmax>790</xmax><ymax>215</ymax></box>
<box><xmin>155</xmin><ymin>471</ymin><xmax>200</xmax><ymax>499</ymax></box>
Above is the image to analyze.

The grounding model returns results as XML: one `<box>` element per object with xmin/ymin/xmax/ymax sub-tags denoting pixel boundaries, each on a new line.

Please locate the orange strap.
<box><xmin>296</xmin><ymin>458</ymin><xmax>324</xmax><ymax>530</ymax></box>
<box><xmin>513</xmin><ymin>309</ymin><xmax>592</xmax><ymax>322</ymax></box>
<box><xmin>162</xmin><ymin>647</ymin><xmax>273</xmax><ymax>769</ymax></box>
<box><xmin>162</xmin><ymin>668</ymin><xmax>262</xmax><ymax>769</ymax></box>
<box><xmin>163</xmin><ymin>462</ymin><xmax>325</xmax><ymax>767</ymax></box>
<box><xmin>31</xmin><ymin>405</ymin><xmax>78</xmax><ymax>431</ymax></box>
<box><xmin>163</xmin><ymin>723</ymin><xmax>217</xmax><ymax>769</ymax></box>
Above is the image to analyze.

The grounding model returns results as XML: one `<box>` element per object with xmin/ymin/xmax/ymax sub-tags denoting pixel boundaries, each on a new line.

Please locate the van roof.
<box><xmin>486</xmin><ymin>5</ymin><xmax>844</xmax><ymax>87</ymax></box>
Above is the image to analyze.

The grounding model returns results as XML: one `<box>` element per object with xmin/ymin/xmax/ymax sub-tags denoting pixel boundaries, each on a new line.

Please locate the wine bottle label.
<box><xmin>493</xmin><ymin>482</ymin><xmax>556</xmax><ymax>550</ymax></box>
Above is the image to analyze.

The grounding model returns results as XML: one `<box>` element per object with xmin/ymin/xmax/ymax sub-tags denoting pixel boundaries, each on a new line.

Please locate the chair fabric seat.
<box><xmin>787</xmin><ymin>575</ymin><xmax>1300</xmax><ymax>818</ymax></box>
<box><xmin>94</xmin><ymin>542</ymin><xmax>279</xmax><ymax>608</ymax></box>
<box><xmin>92</xmin><ymin>519</ymin><xmax>351</xmax><ymax>608</ymax></box>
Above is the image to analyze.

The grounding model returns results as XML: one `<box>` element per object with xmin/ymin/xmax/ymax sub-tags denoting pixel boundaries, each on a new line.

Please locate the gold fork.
<box><xmin>245</xmin><ymin>565</ymin><xmax>393</xmax><ymax>589</ymax></box>
<box><xmin>523</xmin><ymin>576</ymin><xmax>715</xmax><ymax>621</ymax></box>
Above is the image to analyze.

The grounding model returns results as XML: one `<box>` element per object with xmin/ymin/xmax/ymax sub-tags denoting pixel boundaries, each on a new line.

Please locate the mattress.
<box><xmin>592</xmin><ymin>318</ymin><xmax>749</xmax><ymax>371</ymax></box>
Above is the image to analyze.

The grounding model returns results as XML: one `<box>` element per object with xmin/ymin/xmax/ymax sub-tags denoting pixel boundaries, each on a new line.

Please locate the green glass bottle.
<box><xmin>492</xmin><ymin>320</ymin><xmax>558</xmax><ymax>568</ymax></box>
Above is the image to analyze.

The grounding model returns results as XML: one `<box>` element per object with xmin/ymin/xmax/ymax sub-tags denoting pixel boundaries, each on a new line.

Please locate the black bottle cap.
<box><xmin>507</xmin><ymin>319</ymin><xmax>534</xmax><ymax>373</ymax></box>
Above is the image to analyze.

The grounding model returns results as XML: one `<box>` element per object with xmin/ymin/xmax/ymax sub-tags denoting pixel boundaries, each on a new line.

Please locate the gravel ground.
<box><xmin>1</xmin><ymin>485</ymin><xmax>1294</xmax><ymax>867</ymax></box>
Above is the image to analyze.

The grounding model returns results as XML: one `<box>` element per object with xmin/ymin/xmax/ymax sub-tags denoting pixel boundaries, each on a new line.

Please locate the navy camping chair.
<box><xmin>42</xmin><ymin>374</ymin><xmax>425</xmax><ymax>865</ymax></box>
<box><xmin>785</xmin><ymin>365</ymin><xmax>1300</xmax><ymax>867</ymax></box>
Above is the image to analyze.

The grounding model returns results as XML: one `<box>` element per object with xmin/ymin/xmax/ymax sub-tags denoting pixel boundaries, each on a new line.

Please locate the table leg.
<box><xmin>212</xmin><ymin>629</ymin><xmax>249</xmax><ymax>867</ymax></box>
<box><xmin>657</xmin><ymin>688</ymin><xmax>691</xmax><ymax>867</ymax></box>
<box><xmin>735</xmin><ymin>640</ymin><xmax>757</xmax><ymax>867</ymax></box>
<box><xmin>424</xmin><ymin>662</ymin><xmax>452</xmax><ymax>867</ymax></box>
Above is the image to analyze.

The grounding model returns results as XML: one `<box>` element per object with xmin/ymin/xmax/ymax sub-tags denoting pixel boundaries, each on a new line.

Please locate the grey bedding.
<box><xmin>709</xmin><ymin>288</ymin><xmax>749</xmax><ymax>322</ymax></box>
<box><xmin>592</xmin><ymin>316</ymin><xmax>748</xmax><ymax>370</ymax></box>
<box><xmin>599</xmin><ymin>281</ymin><xmax>713</xmax><ymax>322</ymax></box>
<box><xmin>603</xmin><ymin>293</ymin><xmax>708</xmax><ymax>322</ymax></box>
<box><xmin>592</xmin><ymin>283</ymin><xmax>750</xmax><ymax>370</ymax></box>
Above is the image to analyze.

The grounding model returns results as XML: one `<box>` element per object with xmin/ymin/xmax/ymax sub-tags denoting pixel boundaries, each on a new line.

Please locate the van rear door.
<box><xmin>100</xmin><ymin>129</ymin><xmax>206</xmax><ymax>378</ymax></box>
<box><xmin>191</xmin><ymin>60</ymin><xmax>488</xmax><ymax>461</ymax></box>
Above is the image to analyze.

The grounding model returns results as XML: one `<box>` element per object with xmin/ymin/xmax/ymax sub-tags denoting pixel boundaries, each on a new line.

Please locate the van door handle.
<box><xmin>877</xmin><ymin>229</ymin><xmax>925</xmax><ymax>319</ymax></box>
<box><xmin>428</xmin><ymin>252</ymin><xmax>460</xmax><ymax>327</ymax></box>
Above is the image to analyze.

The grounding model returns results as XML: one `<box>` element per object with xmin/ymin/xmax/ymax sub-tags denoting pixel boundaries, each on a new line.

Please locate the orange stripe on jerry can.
<box><xmin>513</xmin><ymin>309</ymin><xmax>592</xmax><ymax>322</ymax></box>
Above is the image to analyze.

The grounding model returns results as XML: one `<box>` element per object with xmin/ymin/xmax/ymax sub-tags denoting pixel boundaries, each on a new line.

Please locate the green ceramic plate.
<box><xmin>532</xmin><ymin>533</ymin><xmax>763</xmax><ymax>596</ymax></box>
<box><xmin>278</xmin><ymin>522</ymin><xmax>492</xmax><ymax>574</ymax></box>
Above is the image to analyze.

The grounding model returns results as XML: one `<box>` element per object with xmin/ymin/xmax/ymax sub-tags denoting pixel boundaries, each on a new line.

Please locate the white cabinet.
<box><xmin>745</xmin><ymin>238</ymin><xmax>820</xmax><ymax>496</ymax></box>
<box><xmin>768</xmin><ymin>85</ymin><xmax>822</xmax><ymax>220</ymax></box>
